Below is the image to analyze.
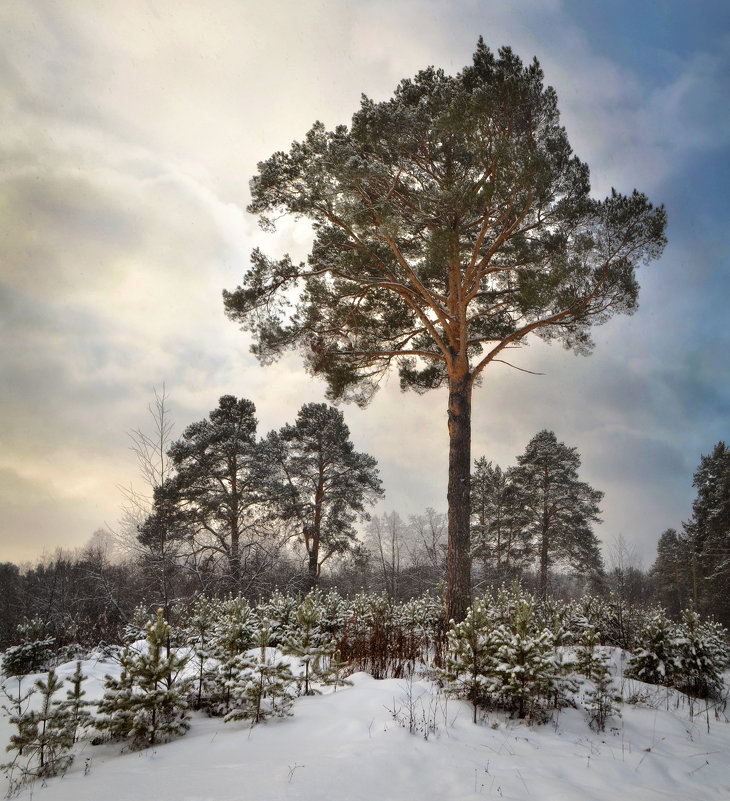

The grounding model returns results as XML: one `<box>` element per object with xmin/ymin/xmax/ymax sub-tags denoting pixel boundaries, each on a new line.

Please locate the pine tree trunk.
<box><xmin>307</xmin><ymin>480</ymin><xmax>324</xmax><ymax>587</ymax></box>
<box><xmin>230</xmin><ymin>532</ymin><xmax>241</xmax><ymax>590</ymax></box>
<box><xmin>307</xmin><ymin>541</ymin><xmax>319</xmax><ymax>586</ymax></box>
<box><xmin>538</xmin><ymin>479</ymin><xmax>550</xmax><ymax>599</ymax></box>
<box><xmin>230</xmin><ymin>471</ymin><xmax>241</xmax><ymax>587</ymax></box>
<box><xmin>539</xmin><ymin>526</ymin><xmax>549</xmax><ymax>600</ymax></box>
<box><xmin>445</xmin><ymin>371</ymin><xmax>473</xmax><ymax>623</ymax></box>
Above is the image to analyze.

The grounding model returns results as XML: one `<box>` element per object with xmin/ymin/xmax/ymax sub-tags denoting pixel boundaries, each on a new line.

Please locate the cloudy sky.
<box><xmin>2</xmin><ymin>0</ymin><xmax>729</xmax><ymax>569</ymax></box>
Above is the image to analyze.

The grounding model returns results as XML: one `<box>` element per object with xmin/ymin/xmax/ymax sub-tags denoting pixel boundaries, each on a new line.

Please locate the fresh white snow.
<box><xmin>2</xmin><ymin>652</ymin><xmax>729</xmax><ymax>801</ymax></box>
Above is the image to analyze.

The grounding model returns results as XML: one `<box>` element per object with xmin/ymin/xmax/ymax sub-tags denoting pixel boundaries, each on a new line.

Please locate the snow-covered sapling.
<box><xmin>97</xmin><ymin>608</ymin><xmax>191</xmax><ymax>749</ymax></box>
<box><xmin>281</xmin><ymin>594</ymin><xmax>336</xmax><ymax>695</ymax></box>
<box><xmin>625</xmin><ymin>608</ymin><xmax>680</xmax><ymax>687</ymax></box>
<box><xmin>585</xmin><ymin>657</ymin><xmax>621</xmax><ymax>733</ymax></box>
<box><xmin>2</xmin><ymin>617</ymin><xmax>56</xmax><ymax>678</ymax></box>
<box><xmin>205</xmin><ymin>595</ymin><xmax>257</xmax><ymax>715</ymax></box>
<box><xmin>675</xmin><ymin>607</ymin><xmax>728</xmax><ymax>701</ymax></box>
<box><xmin>61</xmin><ymin>660</ymin><xmax>92</xmax><ymax>743</ymax></box>
<box><xmin>184</xmin><ymin>594</ymin><xmax>220</xmax><ymax>709</ymax></box>
<box><xmin>491</xmin><ymin>597</ymin><xmax>555</xmax><ymax>720</ymax></box>
<box><xmin>440</xmin><ymin>597</ymin><xmax>496</xmax><ymax>723</ymax></box>
<box><xmin>3</xmin><ymin>669</ymin><xmax>75</xmax><ymax>788</ymax></box>
<box><xmin>224</xmin><ymin>620</ymin><xmax>294</xmax><ymax>725</ymax></box>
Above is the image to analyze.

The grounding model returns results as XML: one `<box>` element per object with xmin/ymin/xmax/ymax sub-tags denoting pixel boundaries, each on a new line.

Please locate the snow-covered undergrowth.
<box><xmin>2</xmin><ymin>648</ymin><xmax>729</xmax><ymax>801</ymax></box>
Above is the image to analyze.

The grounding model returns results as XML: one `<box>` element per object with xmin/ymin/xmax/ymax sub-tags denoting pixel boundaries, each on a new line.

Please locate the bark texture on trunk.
<box><xmin>307</xmin><ymin>479</ymin><xmax>324</xmax><ymax>586</ymax></box>
<box><xmin>539</xmin><ymin>527</ymin><xmax>549</xmax><ymax>600</ymax></box>
<box><xmin>230</xmin><ymin>525</ymin><xmax>241</xmax><ymax>588</ymax></box>
<box><xmin>307</xmin><ymin>539</ymin><xmax>319</xmax><ymax>583</ymax></box>
<box><xmin>445</xmin><ymin>372</ymin><xmax>473</xmax><ymax>623</ymax></box>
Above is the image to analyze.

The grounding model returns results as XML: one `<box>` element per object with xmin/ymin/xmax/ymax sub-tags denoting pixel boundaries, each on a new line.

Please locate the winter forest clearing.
<box><xmin>1</xmin><ymin>588</ymin><xmax>729</xmax><ymax>801</ymax></box>
<box><xmin>3</xmin><ymin>22</ymin><xmax>730</xmax><ymax>801</ymax></box>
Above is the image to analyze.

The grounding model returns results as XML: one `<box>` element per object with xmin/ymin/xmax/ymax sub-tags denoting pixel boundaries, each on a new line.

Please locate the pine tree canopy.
<box><xmin>264</xmin><ymin>402</ymin><xmax>383</xmax><ymax>581</ymax></box>
<box><xmin>510</xmin><ymin>430</ymin><xmax>604</xmax><ymax>597</ymax></box>
<box><xmin>165</xmin><ymin>396</ymin><xmax>264</xmax><ymax>583</ymax></box>
<box><xmin>224</xmin><ymin>39</ymin><xmax>666</xmax><ymax>404</ymax></box>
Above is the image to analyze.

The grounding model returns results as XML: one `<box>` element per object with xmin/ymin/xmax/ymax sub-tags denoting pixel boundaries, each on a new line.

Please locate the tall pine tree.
<box><xmin>470</xmin><ymin>457</ymin><xmax>526</xmax><ymax>585</ymax></box>
<box><xmin>165</xmin><ymin>396</ymin><xmax>267</xmax><ymax>590</ymax></box>
<box><xmin>510</xmin><ymin>431</ymin><xmax>603</xmax><ymax>598</ymax></box>
<box><xmin>650</xmin><ymin>528</ymin><xmax>688</xmax><ymax>619</ymax></box>
<box><xmin>263</xmin><ymin>403</ymin><xmax>383</xmax><ymax>585</ymax></box>
<box><xmin>224</xmin><ymin>40</ymin><xmax>666</xmax><ymax>622</ymax></box>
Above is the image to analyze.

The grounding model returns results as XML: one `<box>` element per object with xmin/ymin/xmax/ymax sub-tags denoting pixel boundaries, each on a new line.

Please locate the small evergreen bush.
<box><xmin>439</xmin><ymin>597</ymin><xmax>496</xmax><ymax>723</ymax></box>
<box><xmin>491</xmin><ymin>597</ymin><xmax>555</xmax><ymax>720</ymax></box>
<box><xmin>281</xmin><ymin>594</ymin><xmax>337</xmax><ymax>695</ymax></box>
<box><xmin>625</xmin><ymin>608</ymin><xmax>680</xmax><ymax>686</ymax></box>
<box><xmin>224</xmin><ymin>621</ymin><xmax>294</xmax><ymax>724</ymax></box>
<box><xmin>2</xmin><ymin>669</ymin><xmax>77</xmax><ymax>790</ymax></box>
<box><xmin>97</xmin><ymin>609</ymin><xmax>191</xmax><ymax>749</ymax></box>
<box><xmin>2</xmin><ymin>618</ymin><xmax>56</xmax><ymax>678</ymax></box>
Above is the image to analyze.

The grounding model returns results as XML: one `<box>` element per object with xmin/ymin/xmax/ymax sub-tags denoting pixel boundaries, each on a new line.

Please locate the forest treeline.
<box><xmin>2</xmin><ymin>392</ymin><xmax>727</xmax><ymax>650</ymax></box>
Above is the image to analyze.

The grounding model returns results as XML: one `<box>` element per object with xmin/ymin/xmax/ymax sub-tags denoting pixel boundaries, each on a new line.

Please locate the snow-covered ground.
<box><xmin>2</xmin><ymin>652</ymin><xmax>729</xmax><ymax>801</ymax></box>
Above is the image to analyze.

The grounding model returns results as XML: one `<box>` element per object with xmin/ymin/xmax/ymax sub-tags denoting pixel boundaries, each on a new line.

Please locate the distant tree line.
<box><xmin>651</xmin><ymin>441</ymin><xmax>730</xmax><ymax>628</ymax></box>
<box><xmin>3</xmin><ymin>393</ymin><xmax>724</xmax><ymax>651</ymax></box>
<box><xmin>0</xmin><ymin>397</ymin><xmax>627</xmax><ymax>650</ymax></box>
<box><xmin>0</xmin><ymin>534</ymin><xmax>137</xmax><ymax>650</ymax></box>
